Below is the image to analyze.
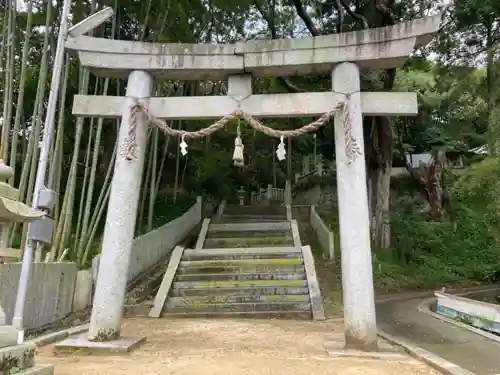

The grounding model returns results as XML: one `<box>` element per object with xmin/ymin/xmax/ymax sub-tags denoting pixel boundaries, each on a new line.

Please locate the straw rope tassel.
<box><xmin>232</xmin><ymin>120</ymin><xmax>244</xmax><ymax>167</ymax></box>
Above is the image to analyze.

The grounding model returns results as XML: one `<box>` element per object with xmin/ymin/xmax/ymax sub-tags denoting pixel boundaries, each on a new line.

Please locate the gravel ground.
<box><xmin>37</xmin><ymin>317</ymin><xmax>442</xmax><ymax>375</ymax></box>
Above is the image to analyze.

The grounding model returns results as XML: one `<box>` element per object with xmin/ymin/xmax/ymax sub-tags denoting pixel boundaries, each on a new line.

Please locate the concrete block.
<box><xmin>0</xmin><ymin>343</ymin><xmax>36</xmax><ymax>372</ymax></box>
<box><xmin>72</xmin><ymin>270</ymin><xmax>93</xmax><ymax>312</ymax></box>
<box><xmin>0</xmin><ymin>325</ymin><xmax>19</xmax><ymax>348</ymax></box>
<box><xmin>18</xmin><ymin>364</ymin><xmax>55</xmax><ymax>375</ymax></box>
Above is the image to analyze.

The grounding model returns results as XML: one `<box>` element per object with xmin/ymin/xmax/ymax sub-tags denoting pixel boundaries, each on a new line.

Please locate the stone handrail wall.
<box><xmin>310</xmin><ymin>206</ymin><xmax>334</xmax><ymax>260</ymax></box>
<box><xmin>286</xmin><ymin>205</ymin><xmax>292</xmax><ymax>221</ymax></box>
<box><xmin>0</xmin><ymin>262</ymin><xmax>77</xmax><ymax>329</ymax></box>
<box><xmin>92</xmin><ymin>196</ymin><xmax>202</xmax><ymax>283</ymax></box>
<box><xmin>251</xmin><ymin>186</ymin><xmax>285</xmax><ymax>204</ymax></box>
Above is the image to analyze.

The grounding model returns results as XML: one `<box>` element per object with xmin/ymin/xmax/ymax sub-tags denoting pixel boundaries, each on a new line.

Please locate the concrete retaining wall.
<box><xmin>310</xmin><ymin>206</ymin><xmax>334</xmax><ymax>260</ymax></box>
<box><xmin>92</xmin><ymin>197</ymin><xmax>203</xmax><ymax>283</ymax></box>
<box><xmin>0</xmin><ymin>262</ymin><xmax>77</xmax><ymax>329</ymax></box>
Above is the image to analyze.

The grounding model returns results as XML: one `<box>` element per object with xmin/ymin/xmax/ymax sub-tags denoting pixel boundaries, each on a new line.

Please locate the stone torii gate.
<box><xmin>62</xmin><ymin>9</ymin><xmax>441</xmax><ymax>352</ymax></box>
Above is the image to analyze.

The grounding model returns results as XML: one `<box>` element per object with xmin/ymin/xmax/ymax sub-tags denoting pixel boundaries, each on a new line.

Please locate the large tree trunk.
<box><xmin>367</xmin><ymin>115</ymin><xmax>393</xmax><ymax>250</ymax></box>
<box><xmin>407</xmin><ymin>150</ymin><xmax>445</xmax><ymax>220</ymax></box>
<box><xmin>367</xmin><ymin>0</ymin><xmax>396</xmax><ymax>250</ymax></box>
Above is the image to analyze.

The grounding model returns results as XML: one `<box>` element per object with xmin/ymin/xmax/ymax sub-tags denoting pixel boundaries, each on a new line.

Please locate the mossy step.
<box><xmin>182</xmin><ymin>247</ymin><xmax>301</xmax><ymax>261</ymax></box>
<box><xmin>177</xmin><ymin>264</ymin><xmax>305</xmax><ymax>274</ymax></box>
<box><xmin>180</xmin><ymin>258</ymin><xmax>302</xmax><ymax>268</ymax></box>
<box><xmin>223</xmin><ymin>205</ymin><xmax>286</xmax><ymax>214</ymax></box>
<box><xmin>205</xmin><ymin>230</ymin><xmax>291</xmax><ymax>239</ymax></box>
<box><xmin>221</xmin><ymin>214</ymin><xmax>286</xmax><ymax>220</ymax></box>
<box><xmin>167</xmin><ymin>294</ymin><xmax>309</xmax><ymax>307</ymax></box>
<box><xmin>204</xmin><ymin>236</ymin><xmax>293</xmax><ymax>248</ymax></box>
<box><xmin>219</xmin><ymin>217</ymin><xmax>287</xmax><ymax>224</ymax></box>
<box><xmin>165</xmin><ymin>301</ymin><xmax>311</xmax><ymax>313</ymax></box>
<box><xmin>170</xmin><ymin>285</ymin><xmax>309</xmax><ymax>297</ymax></box>
<box><xmin>162</xmin><ymin>310</ymin><xmax>311</xmax><ymax>320</ymax></box>
<box><xmin>173</xmin><ymin>279</ymin><xmax>307</xmax><ymax>289</ymax></box>
<box><xmin>209</xmin><ymin>222</ymin><xmax>291</xmax><ymax>232</ymax></box>
<box><xmin>175</xmin><ymin>271</ymin><xmax>306</xmax><ymax>282</ymax></box>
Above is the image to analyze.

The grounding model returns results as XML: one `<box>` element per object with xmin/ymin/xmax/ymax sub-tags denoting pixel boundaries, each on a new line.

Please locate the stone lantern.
<box><xmin>0</xmin><ymin>160</ymin><xmax>45</xmax><ymax>262</ymax></box>
<box><xmin>237</xmin><ymin>186</ymin><xmax>246</xmax><ymax>206</ymax></box>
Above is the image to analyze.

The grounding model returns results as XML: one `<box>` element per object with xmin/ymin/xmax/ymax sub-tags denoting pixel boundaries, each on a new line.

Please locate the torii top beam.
<box><xmin>65</xmin><ymin>14</ymin><xmax>442</xmax><ymax>80</ymax></box>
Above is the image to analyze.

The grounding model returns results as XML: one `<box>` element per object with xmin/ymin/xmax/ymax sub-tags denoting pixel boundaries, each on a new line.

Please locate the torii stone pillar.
<box><xmin>88</xmin><ymin>70</ymin><xmax>153</xmax><ymax>341</ymax></box>
<box><xmin>333</xmin><ymin>62</ymin><xmax>377</xmax><ymax>350</ymax></box>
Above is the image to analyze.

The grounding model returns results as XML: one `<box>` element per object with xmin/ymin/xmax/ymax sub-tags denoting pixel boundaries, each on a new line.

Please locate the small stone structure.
<box><xmin>63</xmin><ymin>10</ymin><xmax>441</xmax><ymax>352</ymax></box>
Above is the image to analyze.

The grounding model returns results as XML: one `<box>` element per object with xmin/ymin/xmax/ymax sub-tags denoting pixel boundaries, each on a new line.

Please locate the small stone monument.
<box><xmin>0</xmin><ymin>159</ymin><xmax>45</xmax><ymax>262</ymax></box>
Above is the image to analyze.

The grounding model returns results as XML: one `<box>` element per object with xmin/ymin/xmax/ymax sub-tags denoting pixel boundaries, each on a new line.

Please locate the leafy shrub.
<box><xmin>374</xmin><ymin>157</ymin><xmax>500</xmax><ymax>290</ymax></box>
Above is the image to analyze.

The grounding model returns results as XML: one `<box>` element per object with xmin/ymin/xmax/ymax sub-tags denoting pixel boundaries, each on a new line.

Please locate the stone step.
<box><xmin>178</xmin><ymin>258</ymin><xmax>304</xmax><ymax>272</ymax></box>
<box><xmin>177</xmin><ymin>263</ymin><xmax>305</xmax><ymax>274</ymax></box>
<box><xmin>205</xmin><ymin>230</ymin><xmax>291</xmax><ymax>238</ymax></box>
<box><xmin>0</xmin><ymin>343</ymin><xmax>36</xmax><ymax>373</ymax></box>
<box><xmin>223</xmin><ymin>205</ymin><xmax>286</xmax><ymax>215</ymax></box>
<box><xmin>204</xmin><ymin>236</ymin><xmax>293</xmax><ymax>248</ymax></box>
<box><xmin>170</xmin><ymin>285</ymin><xmax>309</xmax><ymax>297</ymax></box>
<box><xmin>173</xmin><ymin>279</ymin><xmax>308</xmax><ymax>289</ymax></box>
<box><xmin>175</xmin><ymin>271</ymin><xmax>306</xmax><ymax>282</ymax></box>
<box><xmin>208</xmin><ymin>222</ymin><xmax>291</xmax><ymax>232</ymax></box>
<box><xmin>221</xmin><ymin>214</ymin><xmax>287</xmax><ymax>221</ymax></box>
<box><xmin>182</xmin><ymin>247</ymin><xmax>301</xmax><ymax>261</ymax></box>
<box><xmin>165</xmin><ymin>301</ymin><xmax>311</xmax><ymax>313</ymax></box>
<box><xmin>162</xmin><ymin>310</ymin><xmax>311</xmax><ymax>319</ymax></box>
<box><xmin>219</xmin><ymin>218</ymin><xmax>287</xmax><ymax>224</ymax></box>
<box><xmin>167</xmin><ymin>294</ymin><xmax>310</xmax><ymax>307</ymax></box>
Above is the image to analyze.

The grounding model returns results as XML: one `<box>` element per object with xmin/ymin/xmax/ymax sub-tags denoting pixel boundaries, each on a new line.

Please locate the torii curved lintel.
<box><xmin>65</xmin><ymin>15</ymin><xmax>442</xmax><ymax>80</ymax></box>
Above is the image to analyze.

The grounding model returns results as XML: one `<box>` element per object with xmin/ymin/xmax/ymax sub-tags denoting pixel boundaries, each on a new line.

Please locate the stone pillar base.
<box><xmin>53</xmin><ymin>334</ymin><xmax>146</xmax><ymax>355</ymax></box>
<box><xmin>324</xmin><ymin>341</ymin><xmax>406</xmax><ymax>360</ymax></box>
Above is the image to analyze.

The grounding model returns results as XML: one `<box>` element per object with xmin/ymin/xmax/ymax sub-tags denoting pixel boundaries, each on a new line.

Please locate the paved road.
<box><xmin>377</xmin><ymin>297</ymin><xmax>500</xmax><ymax>375</ymax></box>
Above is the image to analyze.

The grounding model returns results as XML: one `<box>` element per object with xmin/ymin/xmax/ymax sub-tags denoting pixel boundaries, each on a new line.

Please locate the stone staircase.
<box><xmin>151</xmin><ymin>204</ymin><xmax>324</xmax><ymax>320</ymax></box>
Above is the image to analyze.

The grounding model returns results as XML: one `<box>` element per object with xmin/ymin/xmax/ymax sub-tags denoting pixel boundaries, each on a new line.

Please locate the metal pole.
<box><xmin>11</xmin><ymin>0</ymin><xmax>72</xmax><ymax>342</ymax></box>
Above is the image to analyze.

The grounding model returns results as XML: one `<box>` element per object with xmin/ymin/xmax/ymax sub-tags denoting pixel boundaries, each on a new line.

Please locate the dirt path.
<box><xmin>37</xmin><ymin>318</ymin><xmax>441</xmax><ymax>375</ymax></box>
